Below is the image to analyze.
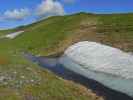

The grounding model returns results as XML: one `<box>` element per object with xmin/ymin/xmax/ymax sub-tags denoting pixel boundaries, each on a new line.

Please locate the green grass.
<box><xmin>0</xmin><ymin>12</ymin><xmax>133</xmax><ymax>100</ymax></box>
<box><xmin>97</xmin><ymin>13</ymin><xmax>133</xmax><ymax>51</ymax></box>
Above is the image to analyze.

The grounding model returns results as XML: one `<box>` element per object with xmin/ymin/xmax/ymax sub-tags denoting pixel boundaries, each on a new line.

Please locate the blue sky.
<box><xmin>0</xmin><ymin>0</ymin><xmax>133</xmax><ymax>29</ymax></box>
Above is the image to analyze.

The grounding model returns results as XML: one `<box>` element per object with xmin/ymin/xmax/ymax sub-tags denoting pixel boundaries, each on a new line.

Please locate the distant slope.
<box><xmin>1</xmin><ymin>13</ymin><xmax>133</xmax><ymax>55</ymax></box>
<box><xmin>0</xmin><ymin>12</ymin><xmax>133</xmax><ymax>100</ymax></box>
<box><xmin>0</xmin><ymin>13</ymin><xmax>104</xmax><ymax>100</ymax></box>
<box><xmin>0</xmin><ymin>13</ymin><xmax>98</xmax><ymax>55</ymax></box>
<box><xmin>97</xmin><ymin>13</ymin><xmax>133</xmax><ymax>52</ymax></box>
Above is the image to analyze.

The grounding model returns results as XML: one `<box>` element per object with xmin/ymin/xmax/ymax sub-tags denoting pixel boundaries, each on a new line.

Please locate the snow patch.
<box><xmin>5</xmin><ymin>31</ymin><xmax>24</xmax><ymax>39</ymax></box>
<box><xmin>59</xmin><ymin>41</ymin><xmax>133</xmax><ymax>97</ymax></box>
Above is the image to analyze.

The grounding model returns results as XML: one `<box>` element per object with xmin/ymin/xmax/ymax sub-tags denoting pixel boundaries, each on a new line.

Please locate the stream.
<box><xmin>24</xmin><ymin>53</ymin><xmax>133</xmax><ymax>100</ymax></box>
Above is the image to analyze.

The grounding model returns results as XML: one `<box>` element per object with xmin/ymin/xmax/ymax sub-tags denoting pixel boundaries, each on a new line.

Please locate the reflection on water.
<box><xmin>24</xmin><ymin>53</ymin><xmax>133</xmax><ymax>100</ymax></box>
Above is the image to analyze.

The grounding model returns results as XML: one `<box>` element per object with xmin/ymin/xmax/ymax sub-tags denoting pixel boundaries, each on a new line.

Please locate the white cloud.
<box><xmin>0</xmin><ymin>0</ymin><xmax>65</xmax><ymax>22</ymax></box>
<box><xmin>36</xmin><ymin>0</ymin><xmax>65</xmax><ymax>18</ymax></box>
<box><xmin>2</xmin><ymin>8</ymin><xmax>30</xmax><ymax>21</ymax></box>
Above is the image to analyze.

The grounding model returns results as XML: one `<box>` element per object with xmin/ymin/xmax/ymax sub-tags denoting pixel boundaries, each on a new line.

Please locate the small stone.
<box><xmin>30</xmin><ymin>79</ymin><xmax>34</xmax><ymax>82</ymax></box>
<box><xmin>3</xmin><ymin>82</ymin><xmax>8</xmax><ymax>85</ymax></box>
<box><xmin>13</xmin><ymin>71</ymin><xmax>17</xmax><ymax>74</ymax></box>
<box><xmin>21</xmin><ymin>76</ymin><xmax>25</xmax><ymax>79</ymax></box>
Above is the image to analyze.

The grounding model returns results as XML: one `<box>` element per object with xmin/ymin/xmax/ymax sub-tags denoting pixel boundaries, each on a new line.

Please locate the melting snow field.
<box><xmin>4</xmin><ymin>31</ymin><xmax>24</xmax><ymax>39</ymax></box>
<box><xmin>59</xmin><ymin>41</ymin><xmax>133</xmax><ymax>97</ymax></box>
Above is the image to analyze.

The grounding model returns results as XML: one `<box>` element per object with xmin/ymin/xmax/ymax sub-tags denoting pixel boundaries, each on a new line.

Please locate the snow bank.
<box><xmin>5</xmin><ymin>31</ymin><xmax>24</xmax><ymax>39</ymax></box>
<box><xmin>59</xmin><ymin>41</ymin><xmax>133</xmax><ymax>97</ymax></box>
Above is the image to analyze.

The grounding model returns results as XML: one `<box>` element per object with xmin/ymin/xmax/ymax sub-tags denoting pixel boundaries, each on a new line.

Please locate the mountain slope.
<box><xmin>0</xmin><ymin>12</ymin><xmax>133</xmax><ymax>100</ymax></box>
<box><xmin>0</xmin><ymin>13</ymin><xmax>103</xmax><ymax>100</ymax></box>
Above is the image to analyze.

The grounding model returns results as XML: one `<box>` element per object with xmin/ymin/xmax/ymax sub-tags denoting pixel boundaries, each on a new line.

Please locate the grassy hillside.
<box><xmin>97</xmin><ymin>14</ymin><xmax>133</xmax><ymax>52</ymax></box>
<box><xmin>0</xmin><ymin>12</ymin><xmax>133</xmax><ymax>100</ymax></box>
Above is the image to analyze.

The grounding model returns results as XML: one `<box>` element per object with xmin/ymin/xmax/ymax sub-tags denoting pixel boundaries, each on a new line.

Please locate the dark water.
<box><xmin>24</xmin><ymin>53</ymin><xmax>133</xmax><ymax>100</ymax></box>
